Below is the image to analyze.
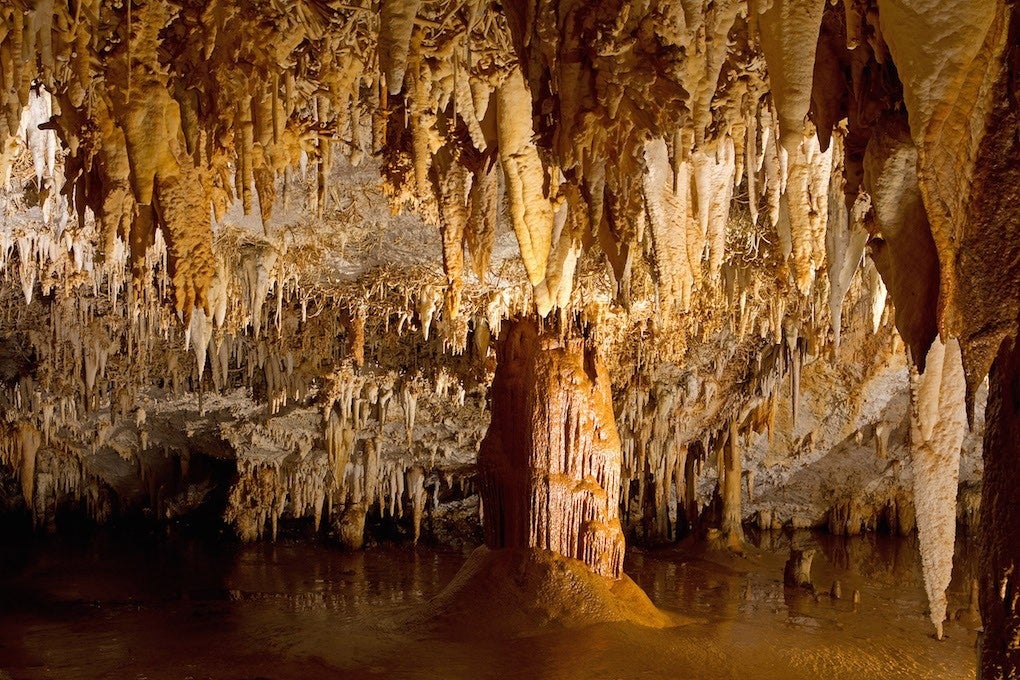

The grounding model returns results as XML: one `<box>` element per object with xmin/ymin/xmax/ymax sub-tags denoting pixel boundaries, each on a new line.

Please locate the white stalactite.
<box><xmin>909</xmin><ymin>337</ymin><xmax>967</xmax><ymax>640</ymax></box>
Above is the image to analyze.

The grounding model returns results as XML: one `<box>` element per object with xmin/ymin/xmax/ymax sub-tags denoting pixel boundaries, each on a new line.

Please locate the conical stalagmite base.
<box><xmin>419</xmin><ymin>317</ymin><xmax>679</xmax><ymax>633</ymax></box>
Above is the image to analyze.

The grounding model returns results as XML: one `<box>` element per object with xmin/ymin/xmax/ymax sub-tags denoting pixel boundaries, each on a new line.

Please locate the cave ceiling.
<box><xmin>0</xmin><ymin>0</ymin><xmax>1015</xmax><ymax>439</ymax></box>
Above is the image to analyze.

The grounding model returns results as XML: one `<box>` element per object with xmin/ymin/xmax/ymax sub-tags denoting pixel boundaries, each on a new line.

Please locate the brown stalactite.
<box><xmin>431</xmin><ymin>140</ymin><xmax>469</xmax><ymax>321</ymax></box>
<box><xmin>379</xmin><ymin>0</ymin><xmax>422</xmax><ymax>96</ymax></box>
<box><xmin>861</xmin><ymin>114</ymin><xmax>939</xmax><ymax>368</ymax></box>
<box><xmin>979</xmin><ymin>325</ymin><xmax>1020</xmax><ymax>678</ymax></box>
<box><xmin>878</xmin><ymin>0</ymin><xmax>1007</xmax><ymax>351</ymax></box>
<box><xmin>478</xmin><ymin>317</ymin><xmax>625</xmax><ymax>579</ymax></box>
<box><xmin>808</xmin><ymin>4</ymin><xmax>848</xmax><ymax>154</ymax></box>
<box><xmin>951</xmin><ymin>2</ymin><xmax>1020</xmax><ymax>408</ymax></box>
<box><xmin>465</xmin><ymin>162</ymin><xmax>498</xmax><ymax>281</ymax></box>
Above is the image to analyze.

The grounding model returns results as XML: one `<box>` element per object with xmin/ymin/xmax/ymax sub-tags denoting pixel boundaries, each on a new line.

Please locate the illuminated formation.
<box><xmin>0</xmin><ymin>1</ymin><xmax>1016</xmax><ymax>674</ymax></box>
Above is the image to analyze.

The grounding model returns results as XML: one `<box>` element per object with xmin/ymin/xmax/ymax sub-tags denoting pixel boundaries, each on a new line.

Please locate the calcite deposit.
<box><xmin>478</xmin><ymin>317</ymin><xmax>624</xmax><ymax>578</ymax></box>
<box><xmin>0</xmin><ymin>0</ymin><xmax>1017</xmax><ymax>674</ymax></box>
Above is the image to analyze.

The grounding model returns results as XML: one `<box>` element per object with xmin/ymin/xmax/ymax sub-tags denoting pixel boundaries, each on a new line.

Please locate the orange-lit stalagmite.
<box><xmin>478</xmin><ymin>317</ymin><xmax>625</xmax><ymax>579</ymax></box>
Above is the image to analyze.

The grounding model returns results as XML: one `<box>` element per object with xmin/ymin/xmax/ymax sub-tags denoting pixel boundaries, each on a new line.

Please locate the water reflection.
<box><xmin>0</xmin><ymin>530</ymin><xmax>978</xmax><ymax>679</ymax></box>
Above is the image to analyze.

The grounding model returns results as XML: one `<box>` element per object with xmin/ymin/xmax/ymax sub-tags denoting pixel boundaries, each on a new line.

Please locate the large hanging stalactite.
<box><xmin>478</xmin><ymin>316</ymin><xmax>625</xmax><ymax>579</ymax></box>
<box><xmin>876</xmin><ymin>0</ymin><xmax>1007</xmax><ymax>358</ymax></box>
<box><xmin>861</xmin><ymin>114</ymin><xmax>939</xmax><ymax>368</ymax></box>
<box><xmin>946</xmin><ymin>1</ymin><xmax>1020</xmax><ymax>406</ymax></box>
<box><xmin>102</xmin><ymin>0</ymin><xmax>218</xmax><ymax>316</ymax></box>
<box><xmin>756</xmin><ymin>0</ymin><xmax>827</xmax><ymax>152</ymax></box>
<box><xmin>495</xmin><ymin>68</ymin><xmax>555</xmax><ymax>309</ymax></box>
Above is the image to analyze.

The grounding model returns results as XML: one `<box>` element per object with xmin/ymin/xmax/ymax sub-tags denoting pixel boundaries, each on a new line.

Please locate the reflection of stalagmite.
<box><xmin>478</xmin><ymin>317</ymin><xmax>625</xmax><ymax>578</ymax></box>
<box><xmin>784</xmin><ymin>548</ymin><xmax>815</xmax><ymax>589</ymax></box>
<box><xmin>909</xmin><ymin>338</ymin><xmax>967</xmax><ymax>640</ymax></box>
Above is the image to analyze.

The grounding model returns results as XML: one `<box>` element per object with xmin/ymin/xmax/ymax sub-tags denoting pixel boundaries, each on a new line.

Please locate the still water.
<box><xmin>0</xmin><ymin>530</ymin><xmax>978</xmax><ymax>679</ymax></box>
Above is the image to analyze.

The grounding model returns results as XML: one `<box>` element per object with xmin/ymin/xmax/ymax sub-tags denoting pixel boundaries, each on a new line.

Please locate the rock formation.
<box><xmin>478</xmin><ymin>316</ymin><xmax>624</xmax><ymax>578</ymax></box>
<box><xmin>0</xmin><ymin>0</ymin><xmax>1017</xmax><ymax>673</ymax></box>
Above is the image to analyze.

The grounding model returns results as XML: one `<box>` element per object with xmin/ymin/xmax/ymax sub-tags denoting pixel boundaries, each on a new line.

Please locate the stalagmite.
<box><xmin>478</xmin><ymin>318</ymin><xmax>624</xmax><ymax>578</ymax></box>
<box><xmin>720</xmin><ymin>420</ymin><xmax>745</xmax><ymax>551</ymax></box>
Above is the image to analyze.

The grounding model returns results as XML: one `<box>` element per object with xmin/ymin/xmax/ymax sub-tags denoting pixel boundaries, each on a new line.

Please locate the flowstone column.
<box><xmin>980</xmin><ymin>330</ymin><xmax>1020</xmax><ymax>678</ymax></box>
<box><xmin>720</xmin><ymin>419</ymin><xmax>745</xmax><ymax>551</ymax></box>
<box><xmin>478</xmin><ymin>317</ymin><xmax>625</xmax><ymax>579</ymax></box>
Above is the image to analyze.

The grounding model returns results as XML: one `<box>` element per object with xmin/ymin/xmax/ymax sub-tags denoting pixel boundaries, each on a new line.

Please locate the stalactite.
<box><xmin>18</xmin><ymin>421</ymin><xmax>41</xmax><ymax>512</ymax></box>
<box><xmin>643</xmin><ymin>137</ymin><xmax>694</xmax><ymax>313</ymax></box>
<box><xmin>407</xmin><ymin>465</ymin><xmax>425</xmax><ymax>544</ymax></box>
<box><xmin>465</xmin><ymin>163</ymin><xmax>497</xmax><ymax>281</ymax></box>
<box><xmin>379</xmin><ymin>0</ymin><xmax>422</xmax><ymax>96</ymax></box>
<box><xmin>432</xmin><ymin>144</ymin><xmax>468</xmax><ymax>321</ymax></box>
<box><xmin>908</xmin><ymin>337</ymin><xmax>967</xmax><ymax>640</ymax></box>
<box><xmin>825</xmin><ymin>134</ymin><xmax>867</xmax><ymax>345</ymax></box>
<box><xmin>863</xmin><ymin>116</ymin><xmax>939</xmax><ymax>367</ymax></box>
<box><xmin>877</xmin><ymin>0</ymin><xmax>1005</xmax><ymax>346</ymax></box>
<box><xmin>784</xmin><ymin>129</ymin><xmax>832</xmax><ymax>294</ymax></box>
<box><xmin>496</xmin><ymin>69</ymin><xmax>555</xmax><ymax>312</ymax></box>
<box><xmin>757</xmin><ymin>0</ymin><xmax>827</xmax><ymax>152</ymax></box>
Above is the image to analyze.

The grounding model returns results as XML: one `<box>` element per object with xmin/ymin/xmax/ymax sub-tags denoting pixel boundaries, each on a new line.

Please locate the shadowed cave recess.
<box><xmin>0</xmin><ymin>0</ymin><xmax>1017</xmax><ymax>678</ymax></box>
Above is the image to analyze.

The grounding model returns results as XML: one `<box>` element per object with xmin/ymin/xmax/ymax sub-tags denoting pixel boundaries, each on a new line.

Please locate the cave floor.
<box><xmin>0</xmin><ymin>530</ymin><xmax>978</xmax><ymax>679</ymax></box>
